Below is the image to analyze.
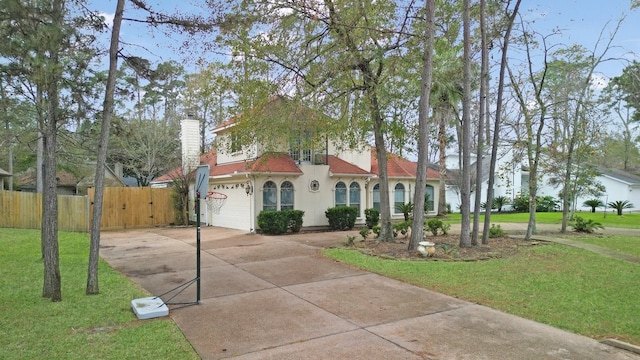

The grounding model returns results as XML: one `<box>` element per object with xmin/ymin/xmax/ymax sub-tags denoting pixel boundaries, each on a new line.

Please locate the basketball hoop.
<box><xmin>205</xmin><ymin>191</ymin><xmax>227</xmax><ymax>214</ymax></box>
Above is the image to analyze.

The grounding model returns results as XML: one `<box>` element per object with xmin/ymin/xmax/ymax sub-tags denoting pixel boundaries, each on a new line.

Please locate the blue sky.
<box><xmin>91</xmin><ymin>0</ymin><xmax>639</xmax><ymax>79</ymax></box>
<box><xmin>519</xmin><ymin>0</ymin><xmax>640</xmax><ymax>78</ymax></box>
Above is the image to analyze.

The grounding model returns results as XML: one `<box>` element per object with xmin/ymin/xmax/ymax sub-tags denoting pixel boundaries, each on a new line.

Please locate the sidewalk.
<box><xmin>100</xmin><ymin>226</ymin><xmax>640</xmax><ymax>360</ymax></box>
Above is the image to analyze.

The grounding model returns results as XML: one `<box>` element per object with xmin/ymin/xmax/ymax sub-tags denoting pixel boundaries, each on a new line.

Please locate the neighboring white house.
<box><xmin>445</xmin><ymin>143</ymin><xmax>522</xmax><ymax>212</ymax></box>
<box><xmin>152</xmin><ymin>97</ymin><xmax>440</xmax><ymax>232</ymax></box>
<box><xmin>446</xmin><ymin>144</ymin><xmax>640</xmax><ymax>213</ymax></box>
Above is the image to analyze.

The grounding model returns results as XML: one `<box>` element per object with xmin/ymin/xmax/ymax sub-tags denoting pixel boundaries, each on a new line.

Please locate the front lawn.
<box><xmin>567</xmin><ymin>235</ymin><xmax>640</xmax><ymax>258</ymax></box>
<box><xmin>0</xmin><ymin>228</ymin><xmax>198</xmax><ymax>360</ymax></box>
<box><xmin>445</xmin><ymin>211</ymin><xmax>640</xmax><ymax>229</ymax></box>
<box><xmin>324</xmin><ymin>239</ymin><xmax>640</xmax><ymax>345</ymax></box>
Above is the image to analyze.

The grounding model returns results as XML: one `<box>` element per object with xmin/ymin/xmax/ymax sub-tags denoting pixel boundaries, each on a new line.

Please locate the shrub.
<box><xmin>441</xmin><ymin>222</ymin><xmax>451</xmax><ymax>235</ymax></box>
<box><xmin>393</xmin><ymin>220</ymin><xmax>411</xmax><ymax>238</ymax></box>
<box><xmin>257</xmin><ymin>211</ymin><xmax>288</xmax><ymax>235</ymax></box>
<box><xmin>372</xmin><ymin>225</ymin><xmax>381</xmax><ymax>238</ymax></box>
<box><xmin>571</xmin><ymin>216</ymin><xmax>604</xmax><ymax>233</ymax></box>
<box><xmin>257</xmin><ymin>210</ymin><xmax>305</xmax><ymax>235</ymax></box>
<box><xmin>284</xmin><ymin>210</ymin><xmax>304</xmax><ymax>233</ymax></box>
<box><xmin>537</xmin><ymin>196</ymin><xmax>559</xmax><ymax>212</ymax></box>
<box><xmin>325</xmin><ymin>206</ymin><xmax>358</xmax><ymax>230</ymax></box>
<box><xmin>364</xmin><ymin>208</ymin><xmax>380</xmax><ymax>229</ymax></box>
<box><xmin>425</xmin><ymin>218</ymin><xmax>449</xmax><ymax>236</ymax></box>
<box><xmin>512</xmin><ymin>195</ymin><xmax>529</xmax><ymax>212</ymax></box>
<box><xmin>359</xmin><ymin>227</ymin><xmax>371</xmax><ymax>240</ymax></box>
<box><xmin>488</xmin><ymin>224</ymin><xmax>507</xmax><ymax>238</ymax></box>
<box><xmin>512</xmin><ymin>194</ymin><xmax>559</xmax><ymax>212</ymax></box>
<box><xmin>344</xmin><ymin>235</ymin><xmax>357</xmax><ymax>246</ymax></box>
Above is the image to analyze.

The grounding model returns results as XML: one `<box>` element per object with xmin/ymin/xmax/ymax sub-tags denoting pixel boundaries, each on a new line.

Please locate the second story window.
<box><xmin>230</xmin><ymin>132</ymin><xmax>242</xmax><ymax>153</ymax></box>
<box><xmin>289</xmin><ymin>131</ymin><xmax>313</xmax><ymax>163</ymax></box>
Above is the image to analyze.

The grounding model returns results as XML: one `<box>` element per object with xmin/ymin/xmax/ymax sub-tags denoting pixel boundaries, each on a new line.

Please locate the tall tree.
<box><xmin>409</xmin><ymin>0</ymin><xmax>436</xmax><ymax>250</ymax></box>
<box><xmin>41</xmin><ymin>0</ymin><xmax>66</xmax><ymax>301</ymax></box>
<box><xmin>481</xmin><ymin>0</ymin><xmax>521</xmax><ymax>245</ymax></box>
<box><xmin>545</xmin><ymin>27</ymin><xmax>622</xmax><ymax>232</ymax></box>
<box><xmin>507</xmin><ymin>23</ymin><xmax>556</xmax><ymax>240</ymax></box>
<box><xmin>459</xmin><ymin>0</ymin><xmax>472</xmax><ymax>247</ymax></box>
<box><xmin>472</xmin><ymin>0</ymin><xmax>488</xmax><ymax>246</ymax></box>
<box><xmin>603</xmin><ymin>61</ymin><xmax>640</xmax><ymax>170</ymax></box>
<box><xmin>87</xmin><ymin>0</ymin><xmax>124</xmax><ymax>295</ymax></box>
<box><xmin>182</xmin><ymin>63</ymin><xmax>231</xmax><ymax>153</ymax></box>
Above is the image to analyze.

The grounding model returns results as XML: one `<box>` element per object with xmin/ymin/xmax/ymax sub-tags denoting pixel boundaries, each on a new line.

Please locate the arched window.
<box><xmin>280</xmin><ymin>181</ymin><xmax>294</xmax><ymax>210</ymax></box>
<box><xmin>394</xmin><ymin>183</ymin><xmax>405</xmax><ymax>213</ymax></box>
<box><xmin>263</xmin><ymin>181</ymin><xmax>277</xmax><ymax>211</ymax></box>
<box><xmin>372</xmin><ymin>184</ymin><xmax>380</xmax><ymax>211</ymax></box>
<box><xmin>425</xmin><ymin>184</ymin><xmax>435</xmax><ymax>212</ymax></box>
<box><xmin>335</xmin><ymin>181</ymin><xmax>347</xmax><ymax>207</ymax></box>
<box><xmin>349</xmin><ymin>182</ymin><xmax>360</xmax><ymax>213</ymax></box>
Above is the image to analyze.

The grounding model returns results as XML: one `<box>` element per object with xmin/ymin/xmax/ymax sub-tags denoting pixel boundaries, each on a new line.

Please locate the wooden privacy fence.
<box><xmin>0</xmin><ymin>187</ymin><xmax>176</xmax><ymax>232</ymax></box>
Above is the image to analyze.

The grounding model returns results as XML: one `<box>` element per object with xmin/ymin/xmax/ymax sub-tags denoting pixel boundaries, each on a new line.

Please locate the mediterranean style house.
<box><xmin>152</xmin><ymin>97</ymin><xmax>440</xmax><ymax>232</ymax></box>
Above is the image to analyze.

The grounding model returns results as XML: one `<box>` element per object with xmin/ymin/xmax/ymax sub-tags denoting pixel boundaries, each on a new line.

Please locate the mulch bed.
<box><xmin>348</xmin><ymin>234</ymin><xmax>547</xmax><ymax>261</ymax></box>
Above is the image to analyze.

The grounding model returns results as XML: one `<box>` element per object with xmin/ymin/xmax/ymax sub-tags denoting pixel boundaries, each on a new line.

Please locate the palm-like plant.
<box><xmin>607</xmin><ymin>200</ymin><xmax>634</xmax><ymax>216</ymax></box>
<box><xmin>395</xmin><ymin>201</ymin><xmax>414</xmax><ymax>221</ymax></box>
<box><xmin>583</xmin><ymin>199</ymin><xmax>604</xmax><ymax>213</ymax></box>
<box><xmin>493</xmin><ymin>196</ymin><xmax>510</xmax><ymax>212</ymax></box>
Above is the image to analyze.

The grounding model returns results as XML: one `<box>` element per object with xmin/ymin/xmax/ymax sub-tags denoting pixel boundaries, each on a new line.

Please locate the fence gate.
<box><xmin>88</xmin><ymin>187</ymin><xmax>175</xmax><ymax>230</ymax></box>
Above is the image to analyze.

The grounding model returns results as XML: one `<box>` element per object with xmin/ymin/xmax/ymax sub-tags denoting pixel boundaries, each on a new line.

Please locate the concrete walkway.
<box><xmin>100</xmin><ymin>226</ymin><xmax>640</xmax><ymax>360</ymax></box>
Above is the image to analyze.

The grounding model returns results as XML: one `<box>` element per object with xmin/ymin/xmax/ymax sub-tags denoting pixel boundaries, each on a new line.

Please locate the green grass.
<box><xmin>445</xmin><ymin>212</ymin><xmax>640</xmax><ymax>229</ymax></box>
<box><xmin>324</xmin><ymin>241</ymin><xmax>640</xmax><ymax>345</ymax></box>
<box><xmin>0</xmin><ymin>228</ymin><xmax>199</xmax><ymax>360</ymax></box>
<box><xmin>568</xmin><ymin>235</ymin><xmax>640</xmax><ymax>258</ymax></box>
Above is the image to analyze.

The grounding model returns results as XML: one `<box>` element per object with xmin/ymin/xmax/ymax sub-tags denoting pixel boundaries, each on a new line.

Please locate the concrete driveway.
<box><xmin>100</xmin><ymin>226</ymin><xmax>639</xmax><ymax>360</ymax></box>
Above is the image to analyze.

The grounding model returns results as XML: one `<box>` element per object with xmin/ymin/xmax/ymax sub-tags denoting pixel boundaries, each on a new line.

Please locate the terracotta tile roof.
<box><xmin>245</xmin><ymin>153</ymin><xmax>302</xmax><ymax>174</ymax></box>
<box><xmin>371</xmin><ymin>147</ymin><xmax>439</xmax><ymax>179</ymax></box>
<box><xmin>151</xmin><ymin>150</ymin><xmax>302</xmax><ymax>184</ymax></box>
<box><xmin>325</xmin><ymin>155</ymin><xmax>372</xmax><ymax>176</ymax></box>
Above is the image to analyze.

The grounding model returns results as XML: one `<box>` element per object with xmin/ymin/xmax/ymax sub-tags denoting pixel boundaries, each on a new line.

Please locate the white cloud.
<box><xmin>99</xmin><ymin>12</ymin><xmax>114</xmax><ymax>28</ymax></box>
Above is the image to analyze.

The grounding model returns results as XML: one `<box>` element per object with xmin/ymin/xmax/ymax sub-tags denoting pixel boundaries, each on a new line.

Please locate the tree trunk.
<box><xmin>459</xmin><ymin>0</ymin><xmax>472</xmax><ymax>248</ymax></box>
<box><xmin>373</xmin><ymin>115</ymin><xmax>393</xmax><ymax>241</ymax></box>
<box><xmin>87</xmin><ymin>0</ymin><xmax>125</xmax><ymax>295</ymax></box>
<box><xmin>42</xmin><ymin>127</ymin><xmax>61</xmax><ymax>301</ymax></box>
<box><xmin>437</xmin><ymin>111</ymin><xmax>447</xmax><ymax>216</ymax></box>
<box><xmin>41</xmin><ymin>0</ymin><xmax>64</xmax><ymax>302</ymax></box>
<box><xmin>482</xmin><ymin>0</ymin><xmax>521</xmax><ymax>245</ymax></box>
<box><xmin>472</xmin><ymin>0</ymin><xmax>488</xmax><ymax>247</ymax></box>
<box><xmin>409</xmin><ymin>0</ymin><xmax>436</xmax><ymax>250</ymax></box>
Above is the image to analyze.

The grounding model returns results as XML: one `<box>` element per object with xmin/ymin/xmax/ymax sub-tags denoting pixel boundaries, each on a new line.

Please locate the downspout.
<box><xmin>246</xmin><ymin>174</ymin><xmax>255</xmax><ymax>233</ymax></box>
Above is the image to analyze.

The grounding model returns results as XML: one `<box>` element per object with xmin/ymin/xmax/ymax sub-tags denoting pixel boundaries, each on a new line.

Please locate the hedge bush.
<box><xmin>364</xmin><ymin>208</ymin><xmax>380</xmax><ymax>229</ymax></box>
<box><xmin>325</xmin><ymin>206</ymin><xmax>358</xmax><ymax>230</ymax></box>
<box><xmin>257</xmin><ymin>210</ymin><xmax>305</xmax><ymax>235</ymax></box>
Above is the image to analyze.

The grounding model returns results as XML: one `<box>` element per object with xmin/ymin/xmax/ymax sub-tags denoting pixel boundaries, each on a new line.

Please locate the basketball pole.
<box><xmin>196</xmin><ymin>192</ymin><xmax>201</xmax><ymax>304</ymax></box>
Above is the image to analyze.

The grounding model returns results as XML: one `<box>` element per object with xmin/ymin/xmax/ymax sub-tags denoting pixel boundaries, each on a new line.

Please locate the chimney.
<box><xmin>181</xmin><ymin>119</ymin><xmax>200</xmax><ymax>175</ymax></box>
<box><xmin>114</xmin><ymin>162</ymin><xmax>123</xmax><ymax>180</ymax></box>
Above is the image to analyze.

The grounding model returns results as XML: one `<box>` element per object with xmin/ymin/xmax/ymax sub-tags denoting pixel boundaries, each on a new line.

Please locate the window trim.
<box><xmin>280</xmin><ymin>181</ymin><xmax>294</xmax><ymax>210</ymax></box>
<box><xmin>394</xmin><ymin>183</ymin><xmax>405</xmax><ymax>214</ymax></box>
<box><xmin>334</xmin><ymin>181</ymin><xmax>347</xmax><ymax>207</ymax></box>
<box><xmin>262</xmin><ymin>180</ymin><xmax>277</xmax><ymax>211</ymax></box>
